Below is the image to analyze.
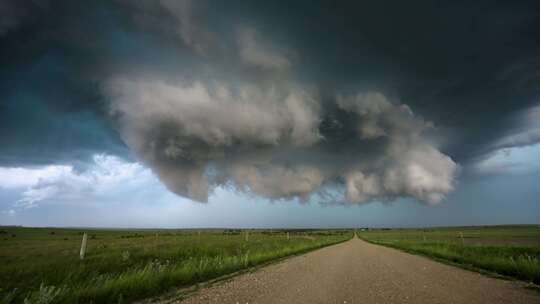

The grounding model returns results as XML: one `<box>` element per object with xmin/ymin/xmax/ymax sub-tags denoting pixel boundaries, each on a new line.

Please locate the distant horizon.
<box><xmin>3</xmin><ymin>223</ymin><xmax>539</xmax><ymax>230</ymax></box>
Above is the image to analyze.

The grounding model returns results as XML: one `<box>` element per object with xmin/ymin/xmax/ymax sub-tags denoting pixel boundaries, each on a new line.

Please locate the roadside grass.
<box><xmin>0</xmin><ymin>227</ymin><xmax>352</xmax><ymax>303</ymax></box>
<box><xmin>357</xmin><ymin>225</ymin><xmax>540</xmax><ymax>284</ymax></box>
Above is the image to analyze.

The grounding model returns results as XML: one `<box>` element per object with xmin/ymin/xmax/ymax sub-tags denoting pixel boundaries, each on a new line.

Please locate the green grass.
<box><xmin>357</xmin><ymin>225</ymin><xmax>540</xmax><ymax>284</ymax></box>
<box><xmin>0</xmin><ymin>227</ymin><xmax>352</xmax><ymax>303</ymax></box>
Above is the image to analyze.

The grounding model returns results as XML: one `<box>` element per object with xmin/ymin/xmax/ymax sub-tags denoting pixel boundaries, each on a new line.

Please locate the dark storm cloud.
<box><xmin>1</xmin><ymin>0</ymin><xmax>539</xmax><ymax>204</ymax></box>
<box><xmin>0</xmin><ymin>0</ymin><xmax>47</xmax><ymax>36</ymax></box>
<box><xmin>244</xmin><ymin>1</ymin><xmax>540</xmax><ymax>161</ymax></box>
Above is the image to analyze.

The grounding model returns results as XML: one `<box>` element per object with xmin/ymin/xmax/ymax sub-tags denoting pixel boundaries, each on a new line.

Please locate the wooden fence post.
<box><xmin>80</xmin><ymin>233</ymin><xmax>87</xmax><ymax>260</ymax></box>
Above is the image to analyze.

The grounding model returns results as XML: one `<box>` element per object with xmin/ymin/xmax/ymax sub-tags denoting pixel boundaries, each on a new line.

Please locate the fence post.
<box><xmin>245</xmin><ymin>230</ymin><xmax>249</xmax><ymax>242</ymax></box>
<box><xmin>80</xmin><ymin>232</ymin><xmax>87</xmax><ymax>260</ymax></box>
<box><xmin>459</xmin><ymin>232</ymin><xmax>464</xmax><ymax>245</ymax></box>
<box><xmin>287</xmin><ymin>232</ymin><xmax>290</xmax><ymax>240</ymax></box>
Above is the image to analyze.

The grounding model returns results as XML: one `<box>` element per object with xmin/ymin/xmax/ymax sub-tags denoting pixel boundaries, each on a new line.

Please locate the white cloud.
<box><xmin>1</xmin><ymin>209</ymin><xmax>16</xmax><ymax>217</ymax></box>
<box><xmin>0</xmin><ymin>165</ymin><xmax>72</xmax><ymax>189</ymax></box>
<box><xmin>0</xmin><ymin>155</ymin><xmax>158</xmax><ymax>209</ymax></box>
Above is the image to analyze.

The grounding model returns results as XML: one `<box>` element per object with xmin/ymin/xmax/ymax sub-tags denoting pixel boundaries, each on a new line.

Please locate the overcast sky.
<box><xmin>1</xmin><ymin>0</ymin><xmax>539</xmax><ymax>228</ymax></box>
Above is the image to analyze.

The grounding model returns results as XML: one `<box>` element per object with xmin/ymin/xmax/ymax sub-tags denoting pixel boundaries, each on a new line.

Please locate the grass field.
<box><xmin>0</xmin><ymin>227</ymin><xmax>351</xmax><ymax>303</ymax></box>
<box><xmin>357</xmin><ymin>225</ymin><xmax>540</xmax><ymax>284</ymax></box>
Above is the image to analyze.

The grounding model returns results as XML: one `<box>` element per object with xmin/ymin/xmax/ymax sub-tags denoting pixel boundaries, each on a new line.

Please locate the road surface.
<box><xmin>177</xmin><ymin>237</ymin><xmax>540</xmax><ymax>304</ymax></box>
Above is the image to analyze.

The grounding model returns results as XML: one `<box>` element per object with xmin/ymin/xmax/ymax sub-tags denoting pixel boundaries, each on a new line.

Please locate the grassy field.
<box><xmin>357</xmin><ymin>225</ymin><xmax>540</xmax><ymax>284</ymax></box>
<box><xmin>0</xmin><ymin>227</ymin><xmax>351</xmax><ymax>303</ymax></box>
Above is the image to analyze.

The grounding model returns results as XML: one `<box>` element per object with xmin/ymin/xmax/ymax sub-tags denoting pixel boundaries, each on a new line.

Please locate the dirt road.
<box><xmin>178</xmin><ymin>237</ymin><xmax>540</xmax><ymax>304</ymax></box>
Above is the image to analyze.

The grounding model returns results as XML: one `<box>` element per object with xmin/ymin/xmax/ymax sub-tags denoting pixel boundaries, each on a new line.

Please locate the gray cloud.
<box><xmin>491</xmin><ymin>105</ymin><xmax>540</xmax><ymax>150</ymax></box>
<box><xmin>97</xmin><ymin>1</ymin><xmax>460</xmax><ymax>205</ymax></box>
<box><xmin>104</xmin><ymin>74</ymin><xmax>457</xmax><ymax>204</ymax></box>
<box><xmin>337</xmin><ymin>93</ymin><xmax>457</xmax><ymax>204</ymax></box>
<box><xmin>237</xmin><ymin>28</ymin><xmax>291</xmax><ymax>70</ymax></box>
<box><xmin>107</xmin><ymin>79</ymin><xmax>321</xmax><ymax>148</ymax></box>
<box><xmin>104</xmin><ymin>76</ymin><xmax>324</xmax><ymax>202</ymax></box>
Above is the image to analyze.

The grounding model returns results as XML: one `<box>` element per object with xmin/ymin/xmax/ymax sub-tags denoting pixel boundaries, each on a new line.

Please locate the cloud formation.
<box><xmin>105</xmin><ymin>74</ymin><xmax>457</xmax><ymax>204</ymax></box>
<box><xmin>237</xmin><ymin>28</ymin><xmax>291</xmax><ymax>70</ymax></box>
<box><xmin>492</xmin><ymin>106</ymin><xmax>540</xmax><ymax>150</ymax></box>
<box><xmin>0</xmin><ymin>155</ymin><xmax>155</xmax><ymax>209</ymax></box>
<box><xmin>91</xmin><ymin>0</ymin><xmax>463</xmax><ymax>205</ymax></box>
<box><xmin>2</xmin><ymin>0</ymin><xmax>539</xmax><ymax>208</ymax></box>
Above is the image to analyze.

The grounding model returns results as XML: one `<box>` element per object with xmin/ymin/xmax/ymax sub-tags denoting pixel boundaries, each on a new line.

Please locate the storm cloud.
<box><xmin>1</xmin><ymin>0</ymin><xmax>539</xmax><ymax>206</ymax></box>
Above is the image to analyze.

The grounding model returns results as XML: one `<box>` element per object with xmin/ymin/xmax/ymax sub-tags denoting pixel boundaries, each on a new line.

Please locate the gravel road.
<box><xmin>177</xmin><ymin>237</ymin><xmax>540</xmax><ymax>304</ymax></box>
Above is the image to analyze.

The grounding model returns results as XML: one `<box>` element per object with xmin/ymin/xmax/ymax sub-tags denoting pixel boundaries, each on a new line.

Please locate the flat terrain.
<box><xmin>178</xmin><ymin>237</ymin><xmax>540</xmax><ymax>304</ymax></box>
<box><xmin>358</xmin><ymin>225</ymin><xmax>540</xmax><ymax>283</ymax></box>
<box><xmin>358</xmin><ymin>225</ymin><xmax>540</xmax><ymax>246</ymax></box>
<box><xmin>0</xmin><ymin>227</ymin><xmax>350</xmax><ymax>303</ymax></box>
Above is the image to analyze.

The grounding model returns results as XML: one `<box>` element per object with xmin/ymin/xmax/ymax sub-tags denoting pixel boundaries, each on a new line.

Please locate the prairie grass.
<box><xmin>0</xmin><ymin>227</ymin><xmax>351</xmax><ymax>303</ymax></box>
<box><xmin>357</xmin><ymin>225</ymin><xmax>540</xmax><ymax>284</ymax></box>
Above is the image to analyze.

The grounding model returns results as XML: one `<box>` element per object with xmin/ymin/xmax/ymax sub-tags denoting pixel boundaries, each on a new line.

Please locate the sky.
<box><xmin>1</xmin><ymin>0</ymin><xmax>539</xmax><ymax>228</ymax></box>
